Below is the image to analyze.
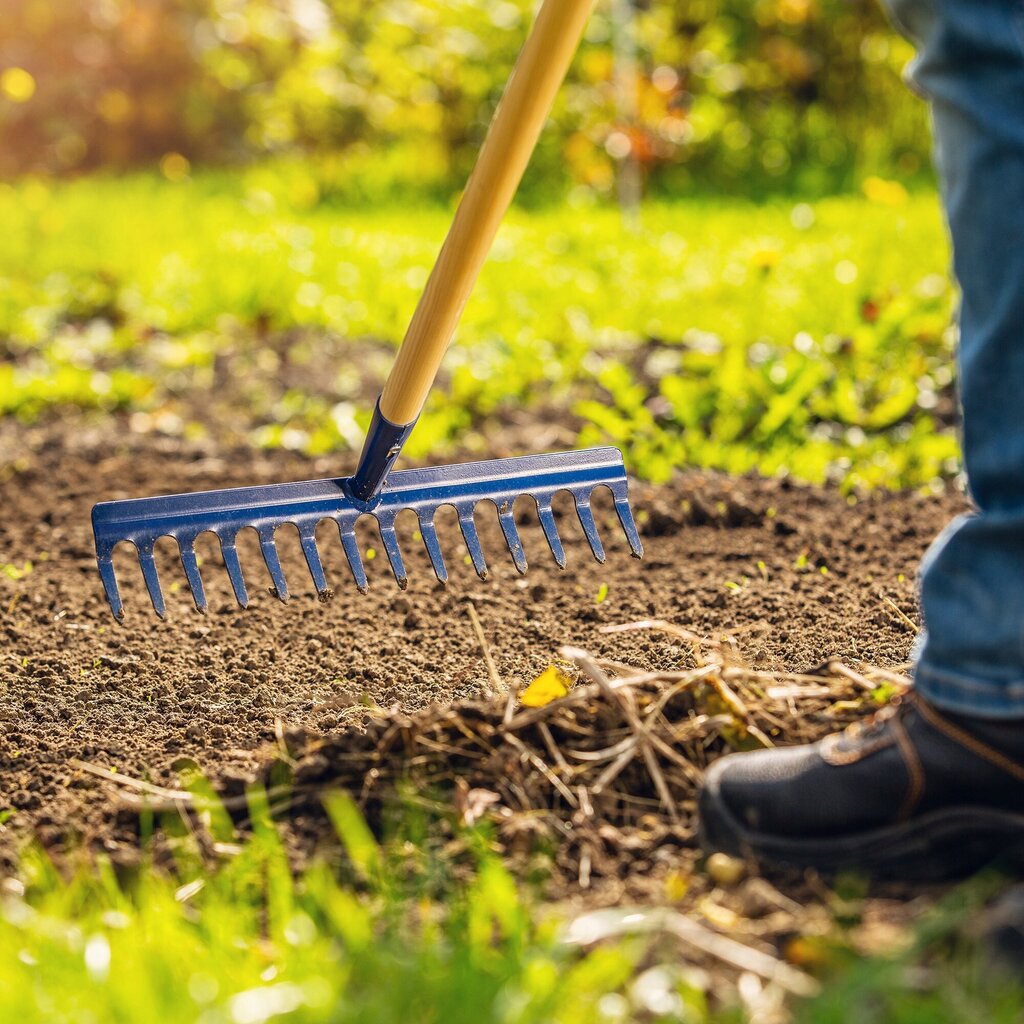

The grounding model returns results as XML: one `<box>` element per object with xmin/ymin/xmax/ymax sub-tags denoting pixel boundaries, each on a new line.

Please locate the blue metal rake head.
<box><xmin>91</xmin><ymin>0</ymin><xmax>645</xmax><ymax>620</ymax></box>
<box><xmin>91</xmin><ymin>442</ymin><xmax>642</xmax><ymax>620</ymax></box>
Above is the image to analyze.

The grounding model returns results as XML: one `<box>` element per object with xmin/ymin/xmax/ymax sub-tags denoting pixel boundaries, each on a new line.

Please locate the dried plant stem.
<box><xmin>881</xmin><ymin>595</ymin><xmax>920</xmax><ymax>633</ymax></box>
<box><xmin>828</xmin><ymin>660</ymin><xmax>879</xmax><ymax>693</ymax></box>
<box><xmin>563</xmin><ymin>645</ymin><xmax>680</xmax><ymax>821</ymax></box>
<box><xmin>466</xmin><ymin>600</ymin><xmax>507</xmax><ymax>696</ymax></box>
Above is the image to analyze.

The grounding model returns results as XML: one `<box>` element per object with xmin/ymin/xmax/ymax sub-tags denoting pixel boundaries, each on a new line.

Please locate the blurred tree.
<box><xmin>0</xmin><ymin>0</ymin><xmax>929</xmax><ymax>196</ymax></box>
<box><xmin>0</xmin><ymin>0</ymin><xmax>248</xmax><ymax>177</ymax></box>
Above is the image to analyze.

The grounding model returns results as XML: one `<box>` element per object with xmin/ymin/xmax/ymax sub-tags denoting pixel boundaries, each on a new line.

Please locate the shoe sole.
<box><xmin>699</xmin><ymin>771</ymin><xmax>1024</xmax><ymax>881</ymax></box>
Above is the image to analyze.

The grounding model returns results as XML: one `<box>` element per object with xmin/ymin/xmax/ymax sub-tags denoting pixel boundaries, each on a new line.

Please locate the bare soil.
<box><xmin>0</xmin><ymin>419</ymin><xmax>965</xmax><ymax>871</ymax></box>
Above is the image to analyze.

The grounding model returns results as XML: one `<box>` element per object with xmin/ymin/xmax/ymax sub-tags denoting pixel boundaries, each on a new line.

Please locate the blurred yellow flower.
<box><xmin>778</xmin><ymin>0</ymin><xmax>814</xmax><ymax>25</ymax></box>
<box><xmin>750</xmin><ymin>246</ymin><xmax>782</xmax><ymax>270</ymax></box>
<box><xmin>1</xmin><ymin>67</ymin><xmax>36</xmax><ymax>103</ymax></box>
<box><xmin>862</xmin><ymin>175</ymin><xmax>909</xmax><ymax>205</ymax></box>
<box><xmin>160</xmin><ymin>152</ymin><xmax>191</xmax><ymax>182</ymax></box>
<box><xmin>97</xmin><ymin>90</ymin><xmax>133</xmax><ymax>125</ymax></box>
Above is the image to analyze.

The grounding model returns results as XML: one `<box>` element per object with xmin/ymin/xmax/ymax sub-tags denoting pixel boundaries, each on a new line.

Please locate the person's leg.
<box><xmin>897</xmin><ymin>0</ymin><xmax>1024</xmax><ymax>717</ymax></box>
<box><xmin>697</xmin><ymin>0</ymin><xmax>1024</xmax><ymax>877</ymax></box>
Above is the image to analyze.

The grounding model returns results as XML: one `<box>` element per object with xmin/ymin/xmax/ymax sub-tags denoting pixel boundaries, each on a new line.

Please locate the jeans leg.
<box><xmin>883</xmin><ymin>0</ymin><xmax>1024</xmax><ymax>717</ymax></box>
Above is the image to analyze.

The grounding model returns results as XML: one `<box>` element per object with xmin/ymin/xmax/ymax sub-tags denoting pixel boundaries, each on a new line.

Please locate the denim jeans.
<box><xmin>883</xmin><ymin>0</ymin><xmax>1024</xmax><ymax>716</ymax></box>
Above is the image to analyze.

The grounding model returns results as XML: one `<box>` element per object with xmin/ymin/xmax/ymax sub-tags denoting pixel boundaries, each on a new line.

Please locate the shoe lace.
<box><xmin>841</xmin><ymin>692</ymin><xmax>911</xmax><ymax>742</ymax></box>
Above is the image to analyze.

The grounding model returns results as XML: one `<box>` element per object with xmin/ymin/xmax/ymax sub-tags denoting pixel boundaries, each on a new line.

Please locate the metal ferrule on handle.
<box><xmin>350</xmin><ymin>0</ymin><xmax>595</xmax><ymax>502</ymax></box>
<box><xmin>348</xmin><ymin>398</ymin><xmax>417</xmax><ymax>503</ymax></box>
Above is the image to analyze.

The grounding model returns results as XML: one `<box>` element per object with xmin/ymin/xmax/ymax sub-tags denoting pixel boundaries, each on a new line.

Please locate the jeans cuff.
<box><xmin>914</xmin><ymin>660</ymin><xmax>1024</xmax><ymax>719</ymax></box>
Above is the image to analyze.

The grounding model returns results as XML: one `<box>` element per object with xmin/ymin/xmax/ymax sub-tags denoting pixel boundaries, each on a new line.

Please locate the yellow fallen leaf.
<box><xmin>784</xmin><ymin>935</ymin><xmax>835</xmax><ymax>971</ymax></box>
<box><xmin>665</xmin><ymin>870</ymin><xmax>690</xmax><ymax>902</ymax></box>
<box><xmin>520</xmin><ymin>665</ymin><xmax>573</xmax><ymax>707</ymax></box>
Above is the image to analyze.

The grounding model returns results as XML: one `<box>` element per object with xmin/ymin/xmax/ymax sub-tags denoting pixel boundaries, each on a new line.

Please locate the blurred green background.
<box><xmin>0</xmin><ymin>0</ymin><xmax>957</xmax><ymax>491</ymax></box>
<box><xmin>1</xmin><ymin>0</ymin><xmax>927</xmax><ymax>195</ymax></box>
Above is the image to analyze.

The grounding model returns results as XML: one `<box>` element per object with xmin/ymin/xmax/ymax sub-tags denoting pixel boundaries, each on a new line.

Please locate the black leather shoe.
<box><xmin>698</xmin><ymin>694</ymin><xmax>1024</xmax><ymax>879</ymax></box>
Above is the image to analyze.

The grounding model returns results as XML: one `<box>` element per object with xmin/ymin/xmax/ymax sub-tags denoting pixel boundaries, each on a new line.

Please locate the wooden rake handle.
<box><xmin>379</xmin><ymin>0</ymin><xmax>595</xmax><ymax>426</ymax></box>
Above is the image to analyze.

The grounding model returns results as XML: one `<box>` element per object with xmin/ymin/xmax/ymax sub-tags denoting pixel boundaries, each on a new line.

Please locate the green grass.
<box><xmin>0</xmin><ymin>796</ymin><xmax>639</xmax><ymax>1024</ymax></box>
<box><xmin>0</xmin><ymin>788</ymin><xmax>703</xmax><ymax>1024</ymax></box>
<box><xmin>0</xmin><ymin>164</ymin><xmax>958</xmax><ymax>489</ymax></box>
<box><xmin>2</xmin><ymin>789</ymin><xmax>1020</xmax><ymax>1024</ymax></box>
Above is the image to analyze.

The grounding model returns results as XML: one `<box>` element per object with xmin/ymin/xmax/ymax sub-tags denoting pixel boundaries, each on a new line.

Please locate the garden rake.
<box><xmin>91</xmin><ymin>0</ymin><xmax>643</xmax><ymax>621</ymax></box>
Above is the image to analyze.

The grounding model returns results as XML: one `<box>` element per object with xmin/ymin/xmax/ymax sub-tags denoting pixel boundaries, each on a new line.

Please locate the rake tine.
<box><xmin>97</xmin><ymin>556</ymin><xmax>124</xmax><ymax>622</ymax></box>
<box><xmin>338</xmin><ymin>526</ymin><xmax>368</xmax><ymax>593</ymax></box>
<box><xmin>220</xmin><ymin>537</ymin><xmax>249</xmax><ymax>609</ymax></box>
<box><xmin>614</xmin><ymin>497</ymin><xmax>644</xmax><ymax>559</ymax></box>
<box><xmin>418</xmin><ymin>515</ymin><xmax>448</xmax><ymax>585</ymax></box>
<box><xmin>458</xmin><ymin>506</ymin><xmax>489</xmax><ymax>580</ymax></box>
<box><xmin>259</xmin><ymin>531</ymin><xmax>290</xmax><ymax>601</ymax></box>
<box><xmin>91</xmin><ymin>447</ymin><xmax>641</xmax><ymax>617</ymax></box>
<box><xmin>137</xmin><ymin>547</ymin><xmax>166</xmax><ymax>619</ymax></box>
<box><xmin>298</xmin><ymin>529</ymin><xmax>330</xmax><ymax>598</ymax></box>
<box><xmin>496</xmin><ymin>502</ymin><xmax>528</xmax><ymax>575</ymax></box>
<box><xmin>536</xmin><ymin>503</ymin><xmax>566</xmax><ymax>569</ymax></box>
<box><xmin>178</xmin><ymin>540</ymin><xmax>208</xmax><ymax>613</ymax></box>
<box><xmin>378</xmin><ymin>521</ymin><xmax>409</xmax><ymax>590</ymax></box>
<box><xmin>574</xmin><ymin>496</ymin><xmax>606</xmax><ymax>563</ymax></box>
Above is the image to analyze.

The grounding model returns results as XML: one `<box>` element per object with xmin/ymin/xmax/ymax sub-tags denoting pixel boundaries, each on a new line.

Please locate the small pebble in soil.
<box><xmin>706</xmin><ymin>852</ymin><xmax>746</xmax><ymax>887</ymax></box>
